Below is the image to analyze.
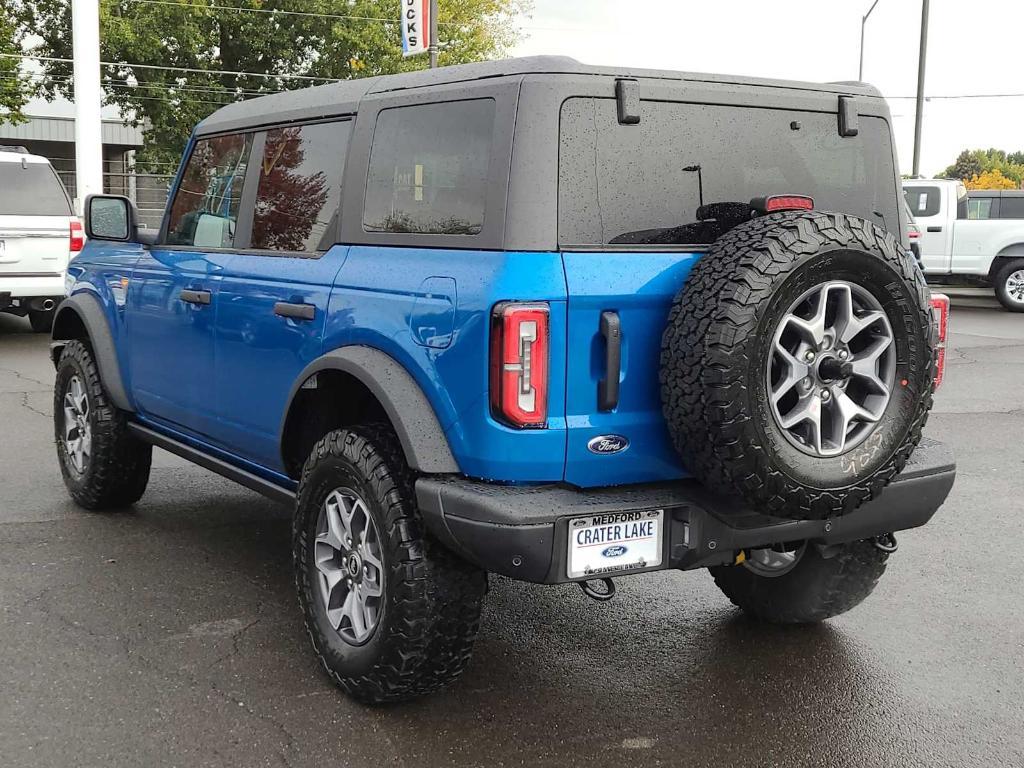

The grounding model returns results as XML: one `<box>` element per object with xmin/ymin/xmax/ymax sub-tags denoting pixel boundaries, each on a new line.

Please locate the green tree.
<box><xmin>0</xmin><ymin>4</ymin><xmax>31</xmax><ymax>124</ymax></box>
<box><xmin>12</xmin><ymin>0</ymin><xmax>529</xmax><ymax>167</ymax></box>
<box><xmin>940</xmin><ymin>148</ymin><xmax>1024</xmax><ymax>186</ymax></box>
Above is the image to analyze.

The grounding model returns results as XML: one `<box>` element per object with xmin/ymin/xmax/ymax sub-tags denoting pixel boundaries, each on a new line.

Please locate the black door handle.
<box><xmin>927</xmin><ymin>226</ymin><xmax>943</xmax><ymax>232</ymax></box>
<box><xmin>180</xmin><ymin>289</ymin><xmax>211</xmax><ymax>305</ymax></box>
<box><xmin>274</xmin><ymin>301</ymin><xmax>315</xmax><ymax>321</ymax></box>
<box><xmin>598</xmin><ymin>310</ymin><xmax>621</xmax><ymax>411</ymax></box>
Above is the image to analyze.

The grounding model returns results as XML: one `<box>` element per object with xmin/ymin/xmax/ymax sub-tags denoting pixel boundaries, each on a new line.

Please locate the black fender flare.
<box><xmin>50</xmin><ymin>293</ymin><xmax>134</xmax><ymax>412</ymax></box>
<box><xmin>280</xmin><ymin>346</ymin><xmax>460</xmax><ymax>474</ymax></box>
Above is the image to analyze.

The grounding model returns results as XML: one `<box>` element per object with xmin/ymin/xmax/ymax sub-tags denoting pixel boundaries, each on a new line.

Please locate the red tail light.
<box><xmin>908</xmin><ymin>229</ymin><xmax>921</xmax><ymax>240</ymax></box>
<box><xmin>490</xmin><ymin>302</ymin><xmax>549</xmax><ymax>428</ymax></box>
<box><xmin>930</xmin><ymin>293</ymin><xmax>949</xmax><ymax>389</ymax></box>
<box><xmin>70</xmin><ymin>218</ymin><xmax>85</xmax><ymax>254</ymax></box>
<box><xmin>763</xmin><ymin>195</ymin><xmax>814</xmax><ymax>213</ymax></box>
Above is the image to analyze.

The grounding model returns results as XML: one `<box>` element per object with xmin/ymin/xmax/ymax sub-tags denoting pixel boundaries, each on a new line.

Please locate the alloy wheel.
<box><xmin>62</xmin><ymin>375</ymin><xmax>92</xmax><ymax>474</ymax></box>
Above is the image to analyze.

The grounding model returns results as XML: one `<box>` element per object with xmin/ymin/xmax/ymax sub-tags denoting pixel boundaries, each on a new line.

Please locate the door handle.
<box><xmin>180</xmin><ymin>289</ymin><xmax>211</xmax><ymax>305</ymax></box>
<box><xmin>598</xmin><ymin>310</ymin><xmax>621</xmax><ymax>412</ymax></box>
<box><xmin>273</xmin><ymin>301</ymin><xmax>315</xmax><ymax>321</ymax></box>
<box><xmin>927</xmin><ymin>226</ymin><xmax>943</xmax><ymax>233</ymax></box>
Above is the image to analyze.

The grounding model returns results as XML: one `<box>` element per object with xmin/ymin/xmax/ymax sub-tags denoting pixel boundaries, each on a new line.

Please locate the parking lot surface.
<box><xmin>1</xmin><ymin>295</ymin><xmax>1022</xmax><ymax>767</ymax></box>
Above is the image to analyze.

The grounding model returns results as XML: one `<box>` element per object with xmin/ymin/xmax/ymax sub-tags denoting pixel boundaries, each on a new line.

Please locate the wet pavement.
<box><xmin>1</xmin><ymin>296</ymin><xmax>1022</xmax><ymax>767</ymax></box>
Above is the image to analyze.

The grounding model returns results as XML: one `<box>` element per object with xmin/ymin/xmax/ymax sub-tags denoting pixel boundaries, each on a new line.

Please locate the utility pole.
<box><xmin>912</xmin><ymin>0</ymin><xmax>930</xmax><ymax>177</ymax></box>
<box><xmin>71</xmin><ymin>0</ymin><xmax>104</xmax><ymax>212</ymax></box>
<box><xmin>428</xmin><ymin>0</ymin><xmax>439</xmax><ymax>68</ymax></box>
<box><xmin>858</xmin><ymin>0</ymin><xmax>881</xmax><ymax>81</ymax></box>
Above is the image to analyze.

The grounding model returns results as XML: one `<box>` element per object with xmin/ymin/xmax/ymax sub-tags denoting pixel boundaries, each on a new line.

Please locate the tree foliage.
<box><xmin>965</xmin><ymin>168</ymin><xmax>1018</xmax><ymax>191</ymax></box>
<box><xmin>940</xmin><ymin>148</ymin><xmax>1024</xmax><ymax>188</ymax></box>
<box><xmin>11</xmin><ymin>0</ymin><xmax>529</xmax><ymax>167</ymax></box>
<box><xmin>0</xmin><ymin>4</ymin><xmax>30</xmax><ymax>124</ymax></box>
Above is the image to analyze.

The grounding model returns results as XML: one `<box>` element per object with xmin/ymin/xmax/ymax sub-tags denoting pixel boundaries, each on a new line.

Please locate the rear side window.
<box><xmin>967</xmin><ymin>197</ymin><xmax>995</xmax><ymax>220</ymax></box>
<box><xmin>251</xmin><ymin>121</ymin><xmax>351</xmax><ymax>252</ymax></box>
<box><xmin>999</xmin><ymin>197</ymin><xmax>1024</xmax><ymax>219</ymax></box>
<box><xmin>905</xmin><ymin>186</ymin><xmax>941</xmax><ymax>218</ymax></box>
<box><xmin>166</xmin><ymin>134</ymin><xmax>252</xmax><ymax>248</ymax></box>
<box><xmin>363</xmin><ymin>99</ymin><xmax>495</xmax><ymax>235</ymax></box>
<box><xmin>559</xmin><ymin>98</ymin><xmax>900</xmax><ymax>247</ymax></box>
<box><xmin>0</xmin><ymin>162</ymin><xmax>71</xmax><ymax>216</ymax></box>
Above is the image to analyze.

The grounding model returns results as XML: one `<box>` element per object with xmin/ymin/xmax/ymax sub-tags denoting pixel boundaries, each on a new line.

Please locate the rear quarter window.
<box><xmin>362</xmin><ymin>99</ymin><xmax>495</xmax><ymax>236</ymax></box>
<box><xmin>0</xmin><ymin>162</ymin><xmax>72</xmax><ymax>216</ymax></box>
<box><xmin>558</xmin><ymin>98</ymin><xmax>900</xmax><ymax>247</ymax></box>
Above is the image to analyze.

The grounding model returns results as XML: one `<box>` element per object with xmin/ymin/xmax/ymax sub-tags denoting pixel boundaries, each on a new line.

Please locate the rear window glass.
<box><xmin>166</xmin><ymin>133</ymin><xmax>252</xmax><ymax>248</ymax></box>
<box><xmin>558</xmin><ymin>98</ymin><xmax>900</xmax><ymax>247</ymax></box>
<box><xmin>967</xmin><ymin>197</ymin><xmax>995</xmax><ymax>220</ymax></box>
<box><xmin>904</xmin><ymin>186</ymin><xmax>941</xmax><ymax>218</ymax></box>
<box><xmin>251</xmin><ymin>121</ymin><xmax>351</xmax><ymax>252</ymax></box>
<box><xmin>999</xmin><ymin>197</ymin><xmax>1024</xmax><ymax>219</ymax></box>
<box><xmin>0</xmin><ymin>162</ymin><xmax>71</xmax><ymax>216</ymax></box>
<box><xmin>363</xmin><ymin>99</ymin><xmax>494</xmax><ymax>236</ymax></box>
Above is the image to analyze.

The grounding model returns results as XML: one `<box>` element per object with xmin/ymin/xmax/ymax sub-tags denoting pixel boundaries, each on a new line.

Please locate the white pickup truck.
<box><xmin>903</xmin><ymin>179</ymin><xmax>1024</xmax><ymax>312</ymax></box>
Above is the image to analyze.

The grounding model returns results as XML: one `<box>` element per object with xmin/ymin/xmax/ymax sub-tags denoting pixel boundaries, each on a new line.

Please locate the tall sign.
<box><xmin>401</xmin><ymin>0</ymin><xmax>430</xmax><ymax>58</ymax></box>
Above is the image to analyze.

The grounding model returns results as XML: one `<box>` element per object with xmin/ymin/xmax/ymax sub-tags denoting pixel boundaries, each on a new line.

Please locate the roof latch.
<box><xmin>838</xmin><ymin>95</ymin><xmax>859</xmax><ymax>137</ymax></box>
<box><xmin>616</xmin><ymin>79</ymin><xmax>640</xmax><ymax>125</ymax></box>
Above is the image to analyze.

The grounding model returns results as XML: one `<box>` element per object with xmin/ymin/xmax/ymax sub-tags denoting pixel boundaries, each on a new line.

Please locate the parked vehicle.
<box><xmin>903</xmin><ymin>179</ymin><xmax>1024</xmax><ymax>311</ymax></box>
<box><xmin>904</xmin><ymin>198</ymin><xmax>922</xmax><ymax>261</ymax></box>
<box><xmin>0</xmin><ymin>147</ymin><xmax>83</xmax><ymax>331</ymax></box>
<box><xmin>52</xmin><ymin>57</ymin><xmax>954</xmax><ymax>703</ymax></box>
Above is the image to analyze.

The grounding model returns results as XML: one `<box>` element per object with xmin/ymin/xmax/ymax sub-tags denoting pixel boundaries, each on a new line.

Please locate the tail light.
<box><xmin>930</xmin><ymin>293</ymin><xmax>949</xmax><ymax>389</ymax></box>
<box><xmin>490</xmin><ymin>302</ymin><xmax>549</xmax><ymax>428</ymax></box>
<box><xmin>751</xmin><ymin>194</ymin><xmax>815</xmax><ymax>214</ymax></box>
<box><xmin>908</xmin><ymin>228</ymin><xmax>921</xmax><ymax>240</ymax></box>
<box><xmin>70</xmin><ymin>218</ymin><xmax>85</xmax><ymax>254</ymax></box>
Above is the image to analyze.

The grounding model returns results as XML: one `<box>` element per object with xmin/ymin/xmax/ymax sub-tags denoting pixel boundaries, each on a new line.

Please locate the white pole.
<box><xmin>71</xmin><ymin>0</ymin><xmax>103</xmax><ymax>213</ymax></box>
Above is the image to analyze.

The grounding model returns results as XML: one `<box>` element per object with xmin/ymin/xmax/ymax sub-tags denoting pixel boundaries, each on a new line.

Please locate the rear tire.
<box><xmin>293</xmin><ymin>425</ymin><xmax>487</xmax><ymax>704</ymax></box>
<box><xmin>710</xmin><ymin>541</ymin><xmax>888</xmax><ymax>624</ymax></box>
<box><xmin>993</xmin><ymin>258</ymin><xmax>1024</xmax><ymax>312</ymax></box>
<box><xmin>54</xmin><ymin>340</ymin><xmax>151</xmax><ymax>509</ymax></box>
<box><xmin>29</xmin><ymin>308</ymin><xmax>54</xmax><ymax>333</ymax></box>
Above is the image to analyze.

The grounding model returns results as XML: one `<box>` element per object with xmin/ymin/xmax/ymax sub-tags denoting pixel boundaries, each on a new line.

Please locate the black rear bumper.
<box><xmin>415</xmin><ymin>437</ymin><xmax>956</xmax><ymax>584</ymax></box>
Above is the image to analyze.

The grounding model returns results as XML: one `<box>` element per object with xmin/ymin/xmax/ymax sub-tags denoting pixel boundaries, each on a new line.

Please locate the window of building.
<box><xmin>363</xmin><ymin>99</ymin><xmax>495</xmax><ymax>236</ymax></box>
<box><xmin>165</xmin><ymin>133</ymin><xmax>252</xmax><ymax>248</ymax></box>
<box><xmin>250</xmin><ymin>121</ymin><xmax>351</xmax><ymax>252</ymax></box>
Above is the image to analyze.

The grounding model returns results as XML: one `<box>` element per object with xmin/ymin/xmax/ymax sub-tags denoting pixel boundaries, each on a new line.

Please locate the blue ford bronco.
<box><xmin>52</xmin><ymin>57</ymin><xmax>955</xmax><ymax>703</ymax></box>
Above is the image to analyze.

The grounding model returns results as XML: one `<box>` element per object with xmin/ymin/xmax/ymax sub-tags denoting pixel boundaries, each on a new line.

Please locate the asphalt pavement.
<box><xmin>1</xmin><ymin>292</ymin><xmax>1022</xmax><ymax>768</ymax></box>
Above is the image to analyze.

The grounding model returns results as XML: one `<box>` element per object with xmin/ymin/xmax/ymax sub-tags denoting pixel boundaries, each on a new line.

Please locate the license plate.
<box><xmin>567</xmin><ymin>509</ymin><xmax>663</xmax><ymax>579</ymax></box>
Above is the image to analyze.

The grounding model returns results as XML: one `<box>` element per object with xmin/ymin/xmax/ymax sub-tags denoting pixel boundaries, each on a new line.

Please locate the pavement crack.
<box><xmin>20</xmin><ymin>391</ymin><xmax>51</xmax><ymax>419</ymax></box>
<box><xmin>0</xmin><ymin>365</ymin><xmax>51</xmax><ymax>388</ymax></box>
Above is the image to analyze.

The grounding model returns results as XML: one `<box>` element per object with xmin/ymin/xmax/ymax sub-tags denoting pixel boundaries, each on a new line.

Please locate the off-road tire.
<box><xmin>293</xmin><ymin>425</ymin><xmax>487</xmax><ymax>704</ymax></box>
<box><xmin>661</xmin><ymin>211</ymin><xmax>935</xmax><ymax>520</ymax></box>
<box><xmin>710</xmin><ymin>541</ymin><xmax>888</xmax><ymax>624</ymax></box>
<box><xmin>54</xmin><ymin>340</ymin><xmax>151</xmax><ymax>509</ymax></box>
<box><xmin>29</xmin><ymin>309</ymin><xmax>55</xmax><ymax>333</ymax></box>
<box><xmin>993</xmin><ymin>258</ymin><xmax>1024</xmax><ymax>313</ymax></box>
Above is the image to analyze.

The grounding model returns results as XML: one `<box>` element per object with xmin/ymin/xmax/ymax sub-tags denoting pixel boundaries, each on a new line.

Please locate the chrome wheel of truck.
<box><xmin>995</xmin><ymin>260</ymin><xmax>1024</xmax><ymax>312</ymax></box>
<box><xmin>62</xmin><ymin>375</ymin><xmax>92</xmax><ymax>474</ymax></box>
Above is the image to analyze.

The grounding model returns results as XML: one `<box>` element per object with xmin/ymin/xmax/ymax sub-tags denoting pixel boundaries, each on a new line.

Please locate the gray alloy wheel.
<box><xmin>1004</xmin><ymin>268</ymin><xmax>1024</xmax><ymax>307</ymax></box>
<box><xmin>314</xmin><ymin>487</ymin><xmax>385</xmax><ymax>645</ymax></box>
<box><xmin>61</xmin><ymin>375</ymin><xmax>92</xmax><ymax>475</ymax></box>
<box><xmin>743</xmin><ymin>542</ymin><xmax>807</xmax><ymax>578</ymax></box>
<box><xmin>767</xmin><ymin>280</ymin><xmax>897</xmax><ymax>458</ymax></box>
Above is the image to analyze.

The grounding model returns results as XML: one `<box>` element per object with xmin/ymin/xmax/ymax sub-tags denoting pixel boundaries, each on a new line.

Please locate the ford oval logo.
<box><xmin>588</xmin><ymin>435</ymin><xmax>630</xmax><ymax>455</ymax></box>
<box><xmin>602</xmin><ymin>545</ymin><xmax>628</xmax><ymax>558</ymax></box>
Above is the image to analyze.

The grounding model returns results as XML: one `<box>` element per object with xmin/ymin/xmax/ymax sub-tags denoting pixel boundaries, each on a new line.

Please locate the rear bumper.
<box><xmin>0</xmin><ymin>274</ymin><xmax>64</xmax><ymax>301</ymax></box>
<box><xmin>415</xmin><ymin>437</ymin><xmax>956</xmax><ymax>584</ymax></box>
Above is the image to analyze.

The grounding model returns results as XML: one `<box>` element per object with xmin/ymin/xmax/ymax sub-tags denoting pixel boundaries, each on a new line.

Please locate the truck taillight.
<box><xmin>490</xmin><ymin>302</ymin><xmax>549</xmax><ymax>428</ymax></box>
<box><xmin>930</xmin><ymin>293</ymin><xmax>949</xmax><ymax>389</ymax></box>
<box><xmin>70</xmin><ymin>219</ymin><xmax>85</xmax><ymax>254</ymax></box>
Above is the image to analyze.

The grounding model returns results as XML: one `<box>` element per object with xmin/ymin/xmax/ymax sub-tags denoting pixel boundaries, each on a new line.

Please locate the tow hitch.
<box><xmin>579</xmin><ymin>577</ymin><xmax>616</xmax><ymax>601</ymax></box>
<box><xmin>872</xmin><ymin>532</ymin><xmax>899</xmax><ymax>554</ymax></box>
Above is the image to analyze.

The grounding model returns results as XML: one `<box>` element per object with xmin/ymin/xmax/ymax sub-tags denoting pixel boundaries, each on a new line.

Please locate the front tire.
<box><xmin>293</xmin><ymin>426</ymin><xmax>487</xmax><ymax>704</ymax></box>
<box><xmin>54</xmin><ymin>340</ymin><xmax>152</xmax><ymax>509</ymax></box>
<box><xmin>710</xmin><ymin>540</ymin><xmax>888</xmax><ymax>624</ymax></box>
<box><xmin>994</xmin><ymin>258</ymin><xmax>1024</xmax><ymax>312</ymax></box>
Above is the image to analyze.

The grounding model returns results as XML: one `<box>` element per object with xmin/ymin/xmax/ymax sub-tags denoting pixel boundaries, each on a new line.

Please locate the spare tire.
<box><xmin>660</xmin><ymin>211</ymin><xmax>935</xmax><ymax>520</ymax></box>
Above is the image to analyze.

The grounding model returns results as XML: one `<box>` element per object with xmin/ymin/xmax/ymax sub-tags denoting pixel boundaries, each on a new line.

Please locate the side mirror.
<box><xmin>84</xmin><ymin>194</ymin><xmax>139</xmax><ymax>242</ymax></box>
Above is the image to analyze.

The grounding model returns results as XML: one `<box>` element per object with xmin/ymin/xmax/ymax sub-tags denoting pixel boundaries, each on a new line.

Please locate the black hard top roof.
<box><xmin>196</xmin><ymin>55</ymin><xmax>883</xmax><ymax>136</ymax></box>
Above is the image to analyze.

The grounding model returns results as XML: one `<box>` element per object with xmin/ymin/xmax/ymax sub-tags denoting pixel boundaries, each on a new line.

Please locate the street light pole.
<box><xmin>858</xmin><ymin>0</ymin><xmax>881</xmax><ymax>81</ymax></box>
<box><xmin>428</xmin><ymin>0</ymin><xmax>439</xmax><ymax>68</ymax></box>
<box><xmin>912</xmin><ymin>0</ymin><xmax>930</xmax><ymax>177</ymax></box>
<box><xmin>71</xmin><ymin>0</ymin><xmax>104</xmax><ymax>213</ymax></box>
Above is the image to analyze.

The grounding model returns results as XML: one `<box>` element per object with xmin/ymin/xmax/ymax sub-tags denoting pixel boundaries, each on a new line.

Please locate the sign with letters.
<box><xmin>401</xmin><ymin>0</ymin><xmax>430</xmax><ymax>57</ymax></box>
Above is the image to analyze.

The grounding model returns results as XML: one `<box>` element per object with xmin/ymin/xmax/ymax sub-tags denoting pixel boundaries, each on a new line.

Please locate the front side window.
<box><xmin>967</xmin><ymin>197</ymin><xmax>994</xmax><ymax>220</ymax></box>
<box><xmin>165</xmin><ymin>133</ymin><xmax>252</xmax><ymax>248</ymax></box>
<box><xmin>251</xmin><ymin>121</ymin><xmax>351</xmax><ymax>252</ymax></box>
<box><xmin>904</xmin><ymin>186</ymin><xmax>941</xmax><ymax>218</ymax></box>
<box><xmin>363</xmin><ymin>99</ymin><xmax>495</xmax><ymax>236</ymax></box>
<box><xmin>559</xmin><ymin>98</ymin><xmax>899</xmax><ymax>247</ymax></box>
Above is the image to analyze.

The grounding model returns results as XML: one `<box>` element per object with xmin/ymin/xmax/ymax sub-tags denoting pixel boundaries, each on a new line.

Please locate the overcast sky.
<box><xmin>512</xmin><ymin>0</ymin><xmax>1024</xmax><ymax>176</ymax></box>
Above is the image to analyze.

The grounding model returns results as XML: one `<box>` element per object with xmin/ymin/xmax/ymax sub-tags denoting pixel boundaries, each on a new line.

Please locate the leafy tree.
<box><xmin>0</xmin><ymin>5</ymin><xmax>30</xmax><ymax>124</ymax></box>
<box><xmin>965</xmin><ymin>169</ymin><xmax>1018</xmax><ymax>191</ymax></box>
<box><xmin>940</xmin><ymin>148</ymin><xmax>1024</xmax><ymax>186</ymax></box>
<box><xmin>11</xmin><ymin>0</ymin><xmax>529</xmax><ymax>167</ymax></box>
